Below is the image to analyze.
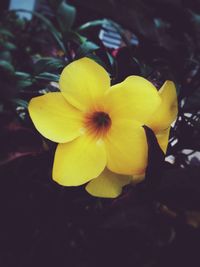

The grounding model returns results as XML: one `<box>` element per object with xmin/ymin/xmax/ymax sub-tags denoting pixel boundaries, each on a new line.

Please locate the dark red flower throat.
<box><xmin>85</xmin><ymin>111</ymin><xmax>111</xmax><ymax>137</ymax></box>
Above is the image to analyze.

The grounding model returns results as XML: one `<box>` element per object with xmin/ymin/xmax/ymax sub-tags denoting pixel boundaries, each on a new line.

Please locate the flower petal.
<box><xmin>132</xmin><ymin>173</ymin><xmax>145</xmax><ymax>184</ymax></box>
<box><xmin>53</xmin><ymin>135</ymin><xmax>107</xmax><ymax>186</ymax></box>
<box><xmin>28</xmin><ymin>92</ymin><xmax>83</xmax><ymax>143</ymax></box>
<box><xmin>156</xmin><ymin>127</ymin><xmax>171</xmax><ymax>153</ymax></box>
<box><xmin>85</xmin><ymin>168</ymin><xmax>131</xmax><ymax>198</ymax></box>
<box><xmin>59</xmin><ymin>57</ymin><xmax>110</xmax><ymax>111</ymax></box>
<box><xmin>146</xmin><ymin>81</ymin><xmax>178</xmax><ymax>132</ymax></box>
<box><xmin>130</xmin><ymin>128</ymin><xmax>171</xmax><ymax>183</ymax></box>
<box><xmin>104</xmin><ymin>76</ymin><xmax>161</xmax><ymax>123</ymax></box>
<box><xmin>105</xmin><ymin>119</ymin><xmax>148</xmax><ymax>175</ymax></box>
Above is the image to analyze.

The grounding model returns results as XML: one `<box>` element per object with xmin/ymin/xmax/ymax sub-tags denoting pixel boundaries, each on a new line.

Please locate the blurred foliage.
<box><xmin>1</xmin><ymin>0</ymin><xmax>200</xmax><ymax>267</ymax></box>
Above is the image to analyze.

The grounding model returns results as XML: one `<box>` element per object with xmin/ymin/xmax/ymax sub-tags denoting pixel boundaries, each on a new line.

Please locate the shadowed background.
<box><xmin>1</xmin><ymin>1</ymin><xmax>200</xmax><ymax>267</ymax></box>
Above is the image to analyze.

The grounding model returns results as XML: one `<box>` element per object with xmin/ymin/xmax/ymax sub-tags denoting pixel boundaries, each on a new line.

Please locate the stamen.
<box><xmin>92</xmin><ymin>112</ymin><xmax>111</xmax><ymax>128</ymax></box>
<box><xmin>84</xmin><ymin>111</ymin><xmax>111</xmax><ymax>137</ymax></box>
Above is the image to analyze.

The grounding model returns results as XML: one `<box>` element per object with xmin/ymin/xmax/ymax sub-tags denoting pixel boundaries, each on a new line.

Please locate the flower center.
<box><xmin>92</xmin><ymin>111</ymin><xmax>111</xmax><ymax>128</ymax></box>
<box><xmin>84</xmin><ymin>111</ymin><xmax>111</xmax><ymax>137</ymax></box>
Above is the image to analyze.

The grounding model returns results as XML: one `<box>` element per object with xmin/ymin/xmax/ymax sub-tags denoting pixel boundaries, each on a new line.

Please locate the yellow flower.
<box><xmin>28</xmin><ymin>57</ymin><xmax>178</xmax><ymax>198</ymax></box>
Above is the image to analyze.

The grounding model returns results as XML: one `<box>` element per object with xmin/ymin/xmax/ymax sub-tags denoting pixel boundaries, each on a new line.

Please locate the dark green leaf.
<box><xmin>33</xmin><ymin>57</ymin><xmax>64</xmax><ymax>73</ymax></box>
<box><xmin>0</xmin><ymin>41</ymin><xmax>17</xmax><ymax>51</ymax></box>
<box><xmin>68</xmin><ymin>31</ymin><xmax>87</xmax><ymax>45</ymax></box>
<box><xmin>143</xmin><ymin>126</ymin><xmax>165</xmax><ymax>191</ymax></box>
<box><xmin>15</xmin><ymin>72</ymin><xmax>33</xmax><ymax>88</ymax></box>
<box><xmin>0</xmin><ymin>51</ymin><xmax>12</xmax><ymax>62</ymax></box>
<box><xmin>48</xmin><ymin>0</ymin><xmax>63</xmax><ymax>9</ymax></box>
<box><xmin>15</xmin><ymin>71</ymin><xmax>31</xmax><ymax>79</ymax></box>
<box><xmin>76</xmin><ymin>41</ymin><xmax>99</xmax><ymax>59</ymax></box>
<box><xmin>10</xmin><ymin>9</ymin><xmax>66</xmax><ymax>52</ymax></box>
<box><xmin>0</xmin><ymin>28</ymin><xmax>14</xmax><ymax>38</ymax></box>
<box><xmin>35</xmin><ymin>72</ymin><xmax>60</xmax><ymax>82</ymax></box>
<box><xmin>12</xmin><ymin>98</ymin><xmax>28</xmax><ymax>108</ymax></box>
<box><xmin>57</xmin><ymin>1</ymin><xmax>76</xmax><ymax>32</ymax></box>
<box><xmin>0</xmin><ymin>60</ymin><xmax>14</xmax><ymax>74</ymax></box>
<box><xmin>77</xmin><ymin>19</ymin><xmax>108</xmax><ymax>31</ymax></box>
<box><xmin>17</xmin><ymin>79</ymin><xmax>33</xmax><ymax>89</ymax></box>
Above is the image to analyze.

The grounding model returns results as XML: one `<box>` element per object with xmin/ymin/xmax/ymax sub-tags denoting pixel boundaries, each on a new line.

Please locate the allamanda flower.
<box><xmin>29</xmin><ymin>57</ymin><xmax>178</xmax><ymax>198</ymax></box>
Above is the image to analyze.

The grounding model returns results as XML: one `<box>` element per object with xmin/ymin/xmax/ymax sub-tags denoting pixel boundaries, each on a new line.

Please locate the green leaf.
<box><xmin>76</xmin><ymin>41</ymin><xmax>99</xmax><ymax>59</ymax></box>
<box><xmin>35</xmin><ymin>72</ymin><xmax>60</xmax><ymax>82</ymax></box>
<box><xmin>68</xmin><ymin>31</ymin><xmax>87</xmax><ymax>44</ymax></box>
<box><xmin>15</xmin><ymin>72</ymin><xmax>33</xmax><ymax>88</ymax></box>
<box><xmin>154</xmin><ymin>18</ymin><xmax>170</xmax><ymax>30</ymax></box>
<box><xmin>188</xmin><ymin>9</ymin><xmax>200</xmax><ymax>24</ymax></box>
<box><xmin>33</xmin><ymin>57</ymin><xmax>64</xmax><ymax>73</ymax></box>
<box><xmin>0</xmin><ymin>28</ymin><xmax>14</xmax><ymax>38</ymax></box>
<box><xmin>106</xmin><ymin>52</ymin><xmax>114</xmax><ymax>66</ymax></box>
<box><xmin>143</xmin><ymin>126</ymin><xmax>165</xmax><ymax>191</ymax></box>
<box><xmin>0</xmin><ymin>40</ymin><xmax>17</xmax><ymax>51</ymax></box>
<box><xmin>12</xmin><ymin>98</ymin><xmax>28</xmax><ymax>108</ymax></box>
<box><xmin>77</xmin><ymin>19</ymin><xmax>107</xmax><ymax>31</ymax></box>
<box><xmin>17</xmin><ymin>79</ymin><xmax>33</xmax><ymax>89</ymax></box>
<box><xmin>48</xmin><ymin>0</ymin><xmax>63</xmax><ymax>9</ymax></box>
<box><xmin>0</xmin><ymin>51</ymin><xmax>12</xmax><ymax>62</ymax></box>
<box><xmin>10</xmin><ymin>9</ymin><xmax>66</xmax><ymax>52</ymax></box>
<box><xmin>57</xmin><ymin>1</ymin><xmax>76</xmax><ymax>33</ymax></box>
<box><xmin>0</xmin><ymin>60</ymin><xmax>14</xmax><ymax>74</ymax></box>
<box><xmin>15</xmin><ymin>71</ymin><xmax>31</xmax><ymax>79</ymax></box>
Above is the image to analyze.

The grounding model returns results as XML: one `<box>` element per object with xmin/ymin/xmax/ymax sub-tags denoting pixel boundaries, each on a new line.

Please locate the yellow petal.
<box><xmin>130</xmin><ymin>128</ymin><xmax>171</xmax><ymax>184</ymax></box>
<box><xmin>86</xmin><ymin>168</ymin><xmax>131</xmax><ymax>198</ymax></box>
<box><xmin>132</xmin><ymin>173</ymin><xmax>145</xmax><ymax>184</ymax></box>
<box><xmin>53</xmin><ymin>135</ymin><xmax>107</xmax><ymax>186</ymax></box>
<box><xmin>146</xmin><ymin>81</ymin><xmax>178</xmax><ymax>132</ymax></box>
<box><xmin>156</xmin><ymin>127</ymin><xmax>171</xmax><ymax>153</ymax></box>
<box><xmin>105</xmin><ymin>119</ymin><xmax>148</xmax><ymax>175</ymax></box>
<box><xmin>59</xmin><ymin>57</ymin><xmax>110</xmax><ymax>111</ymax></box>
<box><xmin>28</xmin><ymin>92</ymin><xmax>83</xmax><ymax>143</ymax></box>
<box><xmin>104</xmin><ymin>76</ymin><xmax>161</xmax><ymax>123</ymax></box>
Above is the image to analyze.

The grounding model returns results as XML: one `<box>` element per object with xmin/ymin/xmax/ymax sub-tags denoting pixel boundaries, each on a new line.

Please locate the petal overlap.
<box><xmin>105</xmin><ymin>119</ymin><xmax>148</xmax><ymax>175</ymax></box>
<box><xmin>146</xmin><ymin>81</ymin><xmax>178</xmax><ymax>132</ymax></box>
<box><xmin>156</xmin><ymin>127</ymin><xmax>171</xmax><ymax>153</ymax></box>
<box><xmin>104</xmin><ymin>76</ymin><xmax>161</xmax><ymax>123</ymax></box>
<box><xmin>86</xmin><ymin>168</ymin><xmax>131</xmax><ymax>198</ymax></box>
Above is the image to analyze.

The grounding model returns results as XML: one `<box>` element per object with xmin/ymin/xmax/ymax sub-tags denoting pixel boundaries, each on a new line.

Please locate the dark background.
<box><xmin>1</xmin><ymin>1</ymin><xmax>200</xmax><ymax>267</ymax></box>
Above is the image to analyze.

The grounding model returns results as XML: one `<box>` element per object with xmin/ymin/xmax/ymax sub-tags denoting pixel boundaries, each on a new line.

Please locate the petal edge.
<box><xmin>86</xmin><ymin>168</ymin><xmax>131</xmax><ymax>198</ymax></box>
<box><xmin>53</xmin><ymin>135</ymin><xmax>107</xmax><ymax>186</ymax></box>
<box><xmin>28</xmin><ymin>92</ymin><xmax>83</xmax><ymax>143</ymax></box>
